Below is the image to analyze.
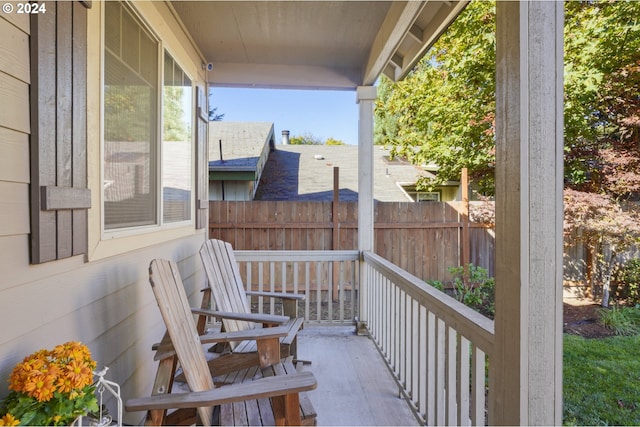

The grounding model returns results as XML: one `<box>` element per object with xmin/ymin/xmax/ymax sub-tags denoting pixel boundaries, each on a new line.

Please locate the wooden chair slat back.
<box><xmin>200</xmin><ymin>239</ymin><xmax>254</xmax><ymax>336</ymax></box>
<box><xmin>149</xmin><ymin>259</ymin><xmax>214</xmax><ymax>426</ymax></box>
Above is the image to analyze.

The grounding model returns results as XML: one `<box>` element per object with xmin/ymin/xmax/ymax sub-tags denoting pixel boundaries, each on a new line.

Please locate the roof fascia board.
<box><xmin>395</xmin><ymin>1</ymin><xmax>469</xmax><ymax>81</ymax></box>
<box><xmin>363</xmin><ymin>1</ymin><xmax>427</xmax><ymax>86</ymax></box>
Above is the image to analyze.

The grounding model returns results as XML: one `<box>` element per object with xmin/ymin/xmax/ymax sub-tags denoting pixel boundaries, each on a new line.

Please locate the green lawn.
<box><xmin>564</xmin><ymin>334</ymin><xmax>640</xmax><ymax>425</ymax></box>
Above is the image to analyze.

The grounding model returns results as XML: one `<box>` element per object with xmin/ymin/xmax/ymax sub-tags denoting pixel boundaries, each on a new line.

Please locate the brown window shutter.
<box><xmin>195</xmin><ymin>86</ymin><xmax>209</xmax><ymax>230</ymax></box>
<box><xmin>30</xmin><ymin>1</ymin><xmax>90</xmax><ymax>263</ymax></box>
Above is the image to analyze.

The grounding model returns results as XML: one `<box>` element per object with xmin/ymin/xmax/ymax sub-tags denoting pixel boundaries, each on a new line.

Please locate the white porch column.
<box><xmin>491</xmin><ymin>2</ymin><xmax>564</xmax><ymax>425</ymax></box>
<box><xmin>356</xmin><ymin>85</ymin><xmax>377</xmax><ymax>333</ymax></box>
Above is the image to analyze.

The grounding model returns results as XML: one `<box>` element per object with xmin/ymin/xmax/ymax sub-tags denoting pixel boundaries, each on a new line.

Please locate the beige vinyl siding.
<box><xmin>0</xmin><ymin>234</ymin><xmax>206</xmax><ymax>425</ymax></box>
<box><xmin>0</xmin><ymin>128</ymin><xmax>29</xmax><ymax>183</ymax></box>
<box><xmin>0</xmin><ymin>15</ymin><xmax>29</xmax><ymax>83</ymax></box>
<box><xmin>0</xmin><ymin>15</ymin><xmax>30</xmax><ymax>233</ymax></box>
<box><xmin>1</xmin><ymin>2</ymin><xmax>29</xmax><ymax>34</ymax></box>
<box><xmin>0</xmin><ymin>182</ymin><xmax>29</xmax><ymax>236</ymax></box>
<box><xmin>0</xmin><ymin>2</ymin><xmax>208</xmax><ymax>425</ymax></box>
<box><xmin>0</xmin><ymin>72</ymin><xmax>29</xmax><ymax>134</ymax></box>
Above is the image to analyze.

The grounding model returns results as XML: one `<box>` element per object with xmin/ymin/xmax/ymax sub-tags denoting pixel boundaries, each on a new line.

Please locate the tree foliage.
<box><xmin>375</xmin><ymin>0</ymin><xmax>640</xmax><ymax>304</ymax></box>
<box><xmin>289</xmin><ymin>133</ymin><xmax>345</xmax><ymax>145</ymax></box>
<box><xmin>163</xmin><ymin>86</ymin><xmax>190</xmax><ymax>141</ymax></box>
<box><xmin>376</xmin><ymin>0</ymin><xmax>640</xmax><ymax>198</ymax></box>
<box><xmin>562</xmin><ymin>1</ymin><xmax>640</xmax><ymax>305</ymax></box>
<box><xmin>325</xmin><ymin>137</ymin><xmax>346</xmax><ymax>146</ymax></box>
<box><xmin>564</xmin><ymin>0</ymin><xmax>640</xmax><ymax>192</ymax></box>
<box><xmin>375</xmin><ymin>1</ymin><xmax>496</xmax><ymax>194</ymax></box>
<box><xmin>209</xmin><ymin>106</ymin><xmax>224</xmax><ymax>122</ymax></box>
<box><xmin>289</xmin><ymin>133</ymin><xmax>323</xmax><ymax>145</ymax></box>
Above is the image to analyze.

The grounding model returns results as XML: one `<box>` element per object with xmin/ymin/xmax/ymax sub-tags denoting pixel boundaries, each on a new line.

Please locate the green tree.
<box><xmin>564</xmin><ymin>0</ymin><xmax>640</xmax><ymax>190</ymax></box>
<box><xmin>209</xmin><ymin>106</ymin><xmax>224</xmax><ymax>122</ymax></box>
<box><xmin>163</xmin><ymin>86</ymin><xmax>189</xmax><ymax>141</ymax></box>
<box><xmin>375</xmin><ymin>1</ymin><xmax>496</xmax><ymax>194</ymax></box>
<box><xmin>375</xmin><ymin>0</ymin><xmax>640</xmax><ymax>305</ymax></box>
<box><xmin>325</xmin><ymin>137</ymin><xmax>346</xmax><ymax>146</ymax></box>
<box><xmin>289</xmin><ymin>132</ymin><xmax>323</xmax><ymax>145</ymax></box>
<box><xmin>376</xmin><ymin>1</ymin><xmax>640</xmax><ymax>197</ymax></box>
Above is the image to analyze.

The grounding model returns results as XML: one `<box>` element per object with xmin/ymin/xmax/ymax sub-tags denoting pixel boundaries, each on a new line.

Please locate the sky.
<box><xmin>209</xmin><ymin>87</ymin><xmax>360</xmax><ymax>145</ymax></box>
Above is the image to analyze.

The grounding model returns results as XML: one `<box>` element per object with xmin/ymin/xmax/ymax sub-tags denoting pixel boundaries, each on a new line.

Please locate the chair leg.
<box><xmin>146</xmin><ymin>355</ymin><xmax>177</xmax><ymax>426</ymax></box>
<box><xmin>272</xmin><ymin>393</ymin><xmax>302</xmax><ymax>426</ymax></box>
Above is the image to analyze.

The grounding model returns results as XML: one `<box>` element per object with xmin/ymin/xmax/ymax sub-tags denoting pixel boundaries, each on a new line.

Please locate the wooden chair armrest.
<box><xmin>126</xmin><ymin>371</ymin><xmax>317</xmax><ymax>412</ymax></box>
<box><xmin>198</xmin><ymin>326</ymin><xmax>289</xmax><ymax>344</ymax></box>
<box><xmin>153</xmin><ymin>326</ymin><xmax>289</xmax><ymax>361</ymax></box>
<box><xmin>245</xmin><ymin>291</ymin><xmax>305</xmax><ymax>301</ymax></box>
<box><xmin>191</xmin><ymin>307</ymin><xmax>289</xmax><ymax>325</ymax></box>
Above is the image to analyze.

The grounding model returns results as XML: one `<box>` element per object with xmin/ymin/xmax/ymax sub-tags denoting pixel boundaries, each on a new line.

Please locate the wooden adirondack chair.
<box><xmin>125</xmin><ymin>259</ymin><xmax>317</xmax><ymax>426</ymax></box>
<box><xmin>198</xmin><ymin>239</ymin><xmax>306</xmax><ymax>372</ymax></box>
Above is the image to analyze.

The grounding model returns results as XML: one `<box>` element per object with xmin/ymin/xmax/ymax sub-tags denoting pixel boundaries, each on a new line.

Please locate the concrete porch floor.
<box><xmin>296</xmin><ymin>326</ymin><xmax>419</xmax><ymax>426</ymax></box>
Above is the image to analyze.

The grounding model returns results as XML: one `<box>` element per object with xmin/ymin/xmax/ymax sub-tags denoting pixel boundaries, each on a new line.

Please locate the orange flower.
<box><xmin>0</xmin><ymin>413</ymin><xmax>20</xmax><ymax>426</ymax></box>
<box><xmin>64</xmin><ymin>359</ymin><xmax>93</xmax><ymax>389</ymax></box>
<box><xmin>23</xmin><ymin>372</ymin><xmax>55</xmax><ymax>402</ymax></box>
<box><xmin>56</xmin><ymin>375</ymin><xmax>74</xmax><ymax>394</ymax></box>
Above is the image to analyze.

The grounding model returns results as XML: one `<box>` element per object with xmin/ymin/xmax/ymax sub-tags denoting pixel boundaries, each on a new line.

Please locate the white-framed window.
<box><xmin>416</xmin><ymin>192</ymin><xmax>441</xmax><ymax>202</ymax></box>
<box><xmin>400</xmin><ymin>184</ymin><xmax>442</xmax><ymax>202</ymax></box>
<box><xmin>102</xmin><ymin>1</ymin><xmax>194</xmax><ymax>232</ymax></box>
<box><xmin>162</xmin><ymin>51</ymin><xmax>193</xmax><ymax>223</ymax></box>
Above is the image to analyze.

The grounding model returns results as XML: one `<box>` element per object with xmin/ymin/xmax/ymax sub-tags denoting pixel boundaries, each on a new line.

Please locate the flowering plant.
<box><xmin>0</xmin><ymin>341</ymin><xmax>99</xmax><ymax>426</ymax></box>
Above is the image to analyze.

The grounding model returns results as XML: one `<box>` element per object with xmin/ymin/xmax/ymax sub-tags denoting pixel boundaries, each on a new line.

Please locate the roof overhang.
<box><xmin>169</xmin><ymin>1</ymin><xmax>468</xmax><ymax>90</ymax></box>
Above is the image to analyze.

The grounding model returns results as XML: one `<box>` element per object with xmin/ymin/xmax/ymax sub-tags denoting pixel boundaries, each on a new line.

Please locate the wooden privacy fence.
<box><xmin>209</xmin><ymin>201</ymin><xmax>495</xmax><ymax>284</ymax></box>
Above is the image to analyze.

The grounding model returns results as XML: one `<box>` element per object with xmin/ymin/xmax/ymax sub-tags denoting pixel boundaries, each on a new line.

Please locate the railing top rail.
<box><xmin>364</xmin><ymin>250</ymin><xmax>495</xmax><ymax>355</ymax></box>
<box><xmin>234</xmin><ymin>250</ymin><xmax>360</xmax><ymax>262</ymax></box>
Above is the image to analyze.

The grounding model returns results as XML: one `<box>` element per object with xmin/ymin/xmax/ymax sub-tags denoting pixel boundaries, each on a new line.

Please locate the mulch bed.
<box><xmin>563</xmin><ymin>302</ymin><xmax>616</xmax><ymax>338</ymax></box>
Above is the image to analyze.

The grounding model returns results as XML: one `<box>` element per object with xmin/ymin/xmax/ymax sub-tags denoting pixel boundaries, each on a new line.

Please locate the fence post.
<box><xmin>461</xmin><ymin>167</ymin><xmax>470</xmax><ymax>284</ymax></box>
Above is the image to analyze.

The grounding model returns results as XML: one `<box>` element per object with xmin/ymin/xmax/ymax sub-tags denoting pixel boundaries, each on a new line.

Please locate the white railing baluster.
<box><xmin>328</xmin><ymin>261</ymin><xmax>334</xmax><ymax>321</ymax></box>
<box><xmin>305</xmin><ymin>262</ymin><xmax>310</xmax><ymax>321</ymax></box>
<box><xmin>410</xmin><ymin>298</ymin><xmax>419</xmax><ymax>406</ymax></box>
<box><xmin>316</xmin><ymin>262</ymin><xmax>322</xmax><ymax>322</ymax></box>
<box><xmin>418</xmin><ymin>305</ymin><xmax>427</xmax><ymax>418</ymax></box>
<box><xmin>457</xmin><ymin>335</ymin><xmax>471</xmax><ymax>426</ymax></box>
<box><xmin>446</xmin><ymin>326</ymin><xmax>457</xmax><ymax>426</ymax></box>
<box><xmin>258</xmin><ymin>262</ymin><xmax>264</xmax><ymax>314</ymax></box>
<box><xmin>427</xmin><ymin>311</ymin><xmax>436</xmax><ymax>427</ymax></box>
<box><xmin>436</xmin><ymin>318</ymin><xmax>445</xmax><ymax>426</ymax></box>
<box><xmin>269</xmin><ymin>261</ymin><xmax>276</xmax><ymax>314</ymax></box>
<box><xmin>471</xmin><ymin>346</ymin><xmax>486</xmax><ymax>426</ymax></box>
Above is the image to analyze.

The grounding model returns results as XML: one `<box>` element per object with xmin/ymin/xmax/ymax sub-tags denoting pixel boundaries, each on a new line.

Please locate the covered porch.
<box><xmin>173</xmin><ymin>1</ymin><xmax>563</xmax><ymax>425</ymax></box>
<box><xmin>0</xmin><ymin>1</ymin><xmax>563</xmax><ymax>425</ymax></box>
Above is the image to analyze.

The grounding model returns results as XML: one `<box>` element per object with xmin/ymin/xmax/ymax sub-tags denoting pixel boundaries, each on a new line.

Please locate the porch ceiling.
<box><xmin>169</xmin><ymin>1</ymin><xmax>468</xmax><ymax>90</ymax></box>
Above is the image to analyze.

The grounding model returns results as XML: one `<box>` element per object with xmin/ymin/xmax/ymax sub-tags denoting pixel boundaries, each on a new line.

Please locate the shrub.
<box><xmin>615</xmin><ymin>258</ymin><xmax>640</xmax><ymax>305</ymax></box>
<box><xmin>448</xmin><ymin>264</ymin><xmax>495</xmax><ymax>318</ymax></box>
<box><xmin>598</xmin><ymin>305</ymin><xmax>640</xmax><ymax>335</ymax></box>
<box><xmin>426</xmin><ymin>279</ymin><xmax>444</xmax><ymax>292</ymax></box>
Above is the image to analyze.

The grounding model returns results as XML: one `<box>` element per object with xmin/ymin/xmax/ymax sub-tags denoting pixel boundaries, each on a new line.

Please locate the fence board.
<box><xmin>210</xmin><ymin>201</ymin><xmax>495</xmax><ymax>284</ymax></box>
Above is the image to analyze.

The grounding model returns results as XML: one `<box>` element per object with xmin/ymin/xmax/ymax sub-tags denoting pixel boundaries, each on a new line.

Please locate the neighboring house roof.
<box><xmin>208</xmin><ymin>122</ymin><xmax>275</xmax><ymax>180</ymax></box>
<box><xmin>254</xmin><ymin>144</ymin><xmax>433</xmax><ymax>202</ymax></box>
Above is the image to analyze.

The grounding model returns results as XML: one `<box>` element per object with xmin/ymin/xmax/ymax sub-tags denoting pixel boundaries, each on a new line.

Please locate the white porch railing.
<box><xmin>234</xmin><ymin>250</ymin><xmax>360</xmax><ymax>325</ymax></box>
<box><xmin>233</xmin><ymin>249</ymin><xmax>495</xmax><ymax>425</ymax></box>
<box><xmin>363</xmin><ymin>251</ymin><xmax>495</xmax><ymax>426</ymax></box>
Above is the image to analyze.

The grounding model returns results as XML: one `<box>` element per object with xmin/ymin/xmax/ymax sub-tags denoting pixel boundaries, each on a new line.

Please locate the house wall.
<box><xmin>209</xmin><ymin>180</ymin><xmax>255</xmax><ymax>201</ymax></box>
<box><xmin>0</xmin><ymin>2</ymin><xmax>208</xmax><ymax>425</ymax></box>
